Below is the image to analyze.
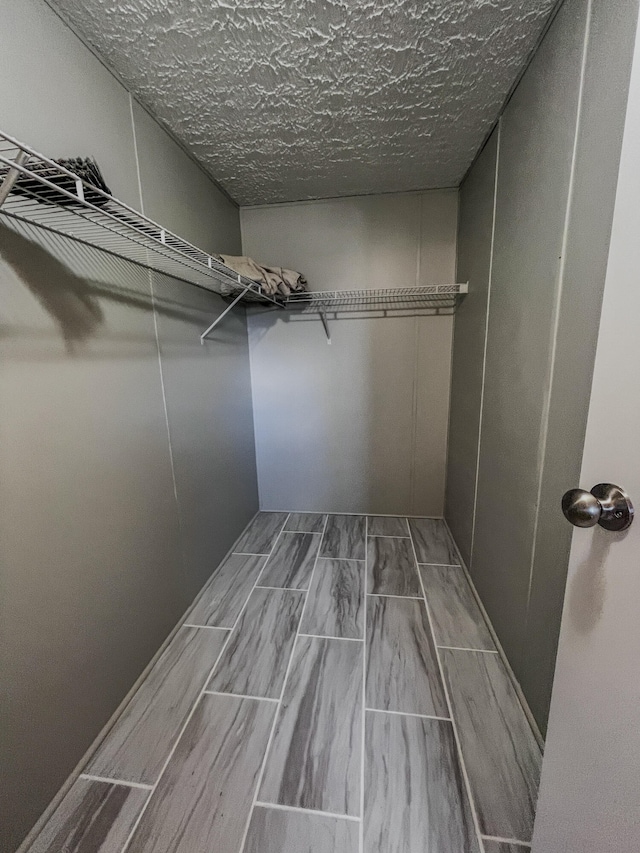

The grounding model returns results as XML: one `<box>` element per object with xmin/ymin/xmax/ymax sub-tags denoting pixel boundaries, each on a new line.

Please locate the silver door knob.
<box><xmin>561</xmin><ymin>483</ymin><xmax>634</xmax><ymax>531</ymax></box>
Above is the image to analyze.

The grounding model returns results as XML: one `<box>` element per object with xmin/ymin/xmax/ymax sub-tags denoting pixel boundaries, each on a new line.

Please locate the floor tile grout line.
<box><xmin>359</xmin><ymin>516</ymin><xmax>368</xmax><ymax>853</ymax></box>
<box><xmin>481</xmin><ymin>834</ymin><xmax>532</xmax><ymax>848</ymax></box>
<box><xmin>408</xmin><ymin>525</ymin><xmax>486</xmax><ymax>853</ymax></box>
<box><xmin>233</xmin><ymin>551</ymin><xmax>271</xmax><ymax>557</ymax></box>
<box><xmin>255</xmin><ymin>585</ymin><xmax>308</xmax><ymax>592</ymax></box>
<box><xmin>237</xmin><ymin>512</ymin><xmax>331</xmax><ymax>853</ymax></box>
<box><xmin>364</xmin><ymin>708</ymin><xmax>451</xmax><ymax>722</ymax></box>
<box><xmin>320</xmin><ymin>556</ymin><xmax>366</xmax><ymax>562</ymax></box>
<box><xmin>203</xmin><ymin>690</ymin><xmax>279</xmax><ymax>703</ymax></box>
<box><xmin>366</xmin><ymin>592</ymin><xmax>422</xmax><ymax>600</ymax></box>
<box><xmin>437</xmin><ymin>645</ymin><xmax>499</xmax><ymax>654</ymax></box>
<box><xmin>283</xmin><ymin>530</ymin><xmax>325</xmax><ymax>534</ymax></box>
<box><xmin>367</xmin><ymin>534</ymin><xmax>411</xmax><ymax>539</ymax></box>
<box><xmin>118</xmin><ymin>513</ymin><xmax>292</xmax><ymax>853</ymax></box>
<box><xmin>183</xmin><ymin>623</ymin><xmax>231</xmax><ymax>631</ymax></box>
<box><xmin>418</xmin><ymin>562</ymin><xmax>462</xmax><ymax>568</ymax></box>
<box><xmin>79</xmin><ymin>774</ymin><xmax>154</xmax><ymax>791</ymax></box>
<box><xmin>299</xmin><ymin>632</ymin><xmax>363</xmax><ymax>642</ymax></box>
<box><xmin>253</xmin><ymin>800</ymin><xmax>360</xmax><ymax>823</ymax></box>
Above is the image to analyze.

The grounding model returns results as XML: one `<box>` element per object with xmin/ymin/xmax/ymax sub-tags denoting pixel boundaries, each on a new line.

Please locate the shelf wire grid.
<box><xmin>0</xmin><ymin>130</ymin><xmax>281</xmax><ymax>305</ymax></box>
<box><xmin>284</xmin><ymin>284</ymin><xmax>468</xmax><ymax>313</ymax></box>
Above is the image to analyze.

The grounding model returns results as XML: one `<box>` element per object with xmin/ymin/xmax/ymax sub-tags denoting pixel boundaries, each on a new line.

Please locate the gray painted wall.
<box><xmin>446</xmin><ymin>127</ymin><xmax>499</xmax><ymax>565</ymax></box>
<box><xmin>241</xmin><ymin>191</ymin><xmax>458</xmax><ymax>516</ymax></box>
<box><xmin>0</xmin><ymin>3</ymin><xmax>256</xmax><ymax>850</ymax></box>
<box><xmin>446</xmin><ymin>0</ymin><xmax>639</xmax><ymax>734</ymax></box>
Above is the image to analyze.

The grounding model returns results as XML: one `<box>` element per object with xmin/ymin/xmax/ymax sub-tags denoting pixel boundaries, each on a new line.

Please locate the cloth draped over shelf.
<box><xmin>214</xmin><ymin>254</ymin><xmax>307</xmax><ymax>298</ymax></box>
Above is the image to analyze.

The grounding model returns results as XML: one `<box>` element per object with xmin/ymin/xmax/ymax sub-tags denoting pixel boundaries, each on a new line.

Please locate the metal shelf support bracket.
<box><xmin>200</xmin><ymin>276</ymin><xmax>254</xmax><ymax>344</ymax></box>
<box><xmin>0</xmin><ymin>149</ymin><xmax>28</xmax><ymax>208</ymax></box>
<box><xmin>319</xmin><ymin>309</ymin><xmax>331</xmax><ymax>344</ymax></box>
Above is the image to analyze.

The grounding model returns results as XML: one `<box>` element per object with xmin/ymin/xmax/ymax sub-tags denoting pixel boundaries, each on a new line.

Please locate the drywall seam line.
<box><xmin>129</xmin><ymin>93</ymin><xmax>186</xmax><ymax>580</ymax></box>
<box><xmin>442</xmin><ymin>188</ymin><xmax>459</xmax><ymax>521</ymax></box>
<box><xmin>409</xmin><ymin>194</ymin><xmax>422</xmax><ymax>512</ymax></box>
<box><xmin>244</xmin><ymin>296</ymin><xmax>264</xmax><ymax>512</ymax></box>
<box><xmin>524</xmin><ymin>0</ymin><xmax>593</xmax><ymax>633</ymax></box>
<box><xmin>469</xmin><ymin>118</ymin><xmax>501</xmax><ymax>570</ymax></box>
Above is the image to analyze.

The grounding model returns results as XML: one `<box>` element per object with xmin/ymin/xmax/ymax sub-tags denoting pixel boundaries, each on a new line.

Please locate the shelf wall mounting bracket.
<box><xmin>200</xmin><ymin>276</ymin><xmax>254</xmax><ymax>344</ymax></box>
<box><xmin>319</xmin><ymin>308</ymin><xmax>331</xmax><ymax>344</ymax></box>
<box><xmin>0</xmin><ymin>149</ymin><xmax>28</xmax><ymax>208</ymax></box>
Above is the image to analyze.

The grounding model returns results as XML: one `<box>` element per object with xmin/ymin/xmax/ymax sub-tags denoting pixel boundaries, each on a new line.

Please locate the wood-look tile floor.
<box><xmin>29</xmin><ymin>513</ymin><xmax>542</xmax><ymax>853</ymax></box>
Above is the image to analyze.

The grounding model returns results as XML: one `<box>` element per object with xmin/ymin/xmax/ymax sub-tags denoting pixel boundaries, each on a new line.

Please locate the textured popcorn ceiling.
<box><xmin>50</xmin><ymin>0</ymin><xmax>557</xmax><ymax>205</ymax></box>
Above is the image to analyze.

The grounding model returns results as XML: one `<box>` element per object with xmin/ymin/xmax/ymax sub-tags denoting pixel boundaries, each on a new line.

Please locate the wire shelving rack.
<box><xmin>0</xmin><ymin>129</ymin><xmax>282</xmax><ymax>341</ymax></box>
<box><xmin>0</xmin><ymin>129</ymin><xmax>468</xmax><ymax>343</ymax></box>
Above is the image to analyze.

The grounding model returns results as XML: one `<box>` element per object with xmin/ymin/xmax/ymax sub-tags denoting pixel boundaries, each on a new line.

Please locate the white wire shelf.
<box><xmin>0</xmin><ymin>129</ymin><xmax>281</xmax><ymax>309</ymax></box>
<box><xmin>284</xmin><ymin>284</ymin><xmax>468</xmax><ymax>313</ymax></box>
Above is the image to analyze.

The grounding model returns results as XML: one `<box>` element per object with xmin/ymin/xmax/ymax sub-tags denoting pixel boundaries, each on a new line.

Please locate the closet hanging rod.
<box><xmin>0</xmin><ymin>130</ymin><xmax>282</xmax><ymax>321</ymax></box>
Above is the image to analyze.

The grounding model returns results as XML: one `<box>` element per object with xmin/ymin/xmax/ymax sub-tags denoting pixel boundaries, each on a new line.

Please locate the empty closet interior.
<box><xmin>1</xmin><ymin>1</ymin><xmax>638</xmax><ymax>852</ymax></box>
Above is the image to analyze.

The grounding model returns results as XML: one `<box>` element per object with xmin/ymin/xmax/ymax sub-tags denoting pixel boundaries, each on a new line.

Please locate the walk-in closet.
<box><xmin>2</xmin><ymin>1</ymin><xmax>640</xmax><ymax>852</ymax></box>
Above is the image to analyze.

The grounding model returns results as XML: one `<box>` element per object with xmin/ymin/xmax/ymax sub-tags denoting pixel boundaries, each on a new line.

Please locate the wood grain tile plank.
<box><xmin>320</xmin><ymin>515</ymin><xmax>366</xmax><ymax>560</ymax></box>
<box><xmin>260</xmin><ymin>532</ymin><xmax>321</xmax><ymax>590</ymax></box>
<box><xmin>364</xmin><ymin>711</ymin><xmax>481</xmax><ymax>853</ymax></box>
<box><xmin>366</xmin><ymin>595</ymin><xmax>448</xmax><ymax>716</ymax></box>
<box><xmin>28</xmin><ymin>779</ymin><xmax>148</xmax><ymax>853</ymax></box>
<box><xmin>244</xmin><ymin>806</ymin><xmax>359</xmax><ymax>853</ymax></box>
<box><xmin>260</xmin><ymin>636</ymin><xmax>362</xmax><ymax>816</ymax></box>
<box><xmin>420</xmin><ymin>565</ymin><xmax>496</xmax><ymax>650</ymax></box>
<box><xmin>301</xmin><ymin>559</ymin><xmax>364</xmax><ymax>639</ymax></box>
<box><xmin>87</xmin><ymin>627</ymin><xmax>228</xmax><ymax>784</ymax></box>
<box><xmin>126</xmin><ymin>694</ymin><xmax>275</xmax><ymax>853</ymax></box>
<box><xmin>188</xmin><ymin>554</ymin><xmax>266</xmax><ymax>628</ymax></box>
<box><xmin>408</xmin><ymin>518</ymin><xmax>459</xmax><ymax>564</ymax></box>
<box><xmin>367</xmin><ymin>516</ymin><xmax>410</xmax><ymax>537</ymax></box>
<box><xmin>208</xmin><ymin>587</ymin><xmax>304</xmax><ymax>698</ymax></box>
<box><xmin>440</xmin><ymin>649</ymin><xmax>542</xmax><ymax>842</ymax></box>
<box><xmin>367</xmin><ymin>536</ymin><xmax>420</xmax><ymax>597</ymax></box>
<box><xmin>284</xmin><ymin>512</ymin><xmax>326</xmax><ymax>533</ymax></box>
<box><xmin>235</xmin><ymin>512</ymin><xmax>288</xmax><ymax>554</ymax></box>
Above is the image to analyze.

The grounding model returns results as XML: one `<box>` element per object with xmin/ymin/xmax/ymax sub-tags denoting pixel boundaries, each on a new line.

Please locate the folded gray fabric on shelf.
<box><xmin>214</xmin><ymin>254</ymin><xmax>307</xmax><ymax>299</ymax></box>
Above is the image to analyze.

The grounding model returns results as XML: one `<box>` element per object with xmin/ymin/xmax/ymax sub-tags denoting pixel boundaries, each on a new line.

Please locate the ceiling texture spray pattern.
<box><xmin>50</xmin><ymin>0</ymin><xmax>557</xmax><ymax>205</ymax></box>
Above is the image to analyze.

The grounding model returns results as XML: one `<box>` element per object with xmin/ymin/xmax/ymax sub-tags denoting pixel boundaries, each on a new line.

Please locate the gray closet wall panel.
<box><xmin>445</xmin><ymin>128</ymin><xmax>499</xmax><ymax>565</ymax></box>
<box><xmin>447</xmin><ymin>0</ymin><xmax>639</xmax><ymax>734</ymax></box>
<box><xmin>0</xmin><ymin>3</ymin><xmax>255</xmax><ymax>850</ymax></box>
<box><xmin>523</xmin><ymin>0</ymin><xmax>640</xmax><ymax>728</ymax></box>
<box><xmin>242</xmin><ymin>190</ymin><xmax>458</xmax><ymax>516</ymax></box>
<box><xmin>471</xmin><ymin>0</ymin><xmax>589</xmax><ymax>681</ymax></box>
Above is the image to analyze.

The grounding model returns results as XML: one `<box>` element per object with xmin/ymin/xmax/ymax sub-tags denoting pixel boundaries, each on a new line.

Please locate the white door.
<box><xmin>531</xmin><ymin>16</ymin><xmax>640</xmax><ymax>853</ymax></box>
